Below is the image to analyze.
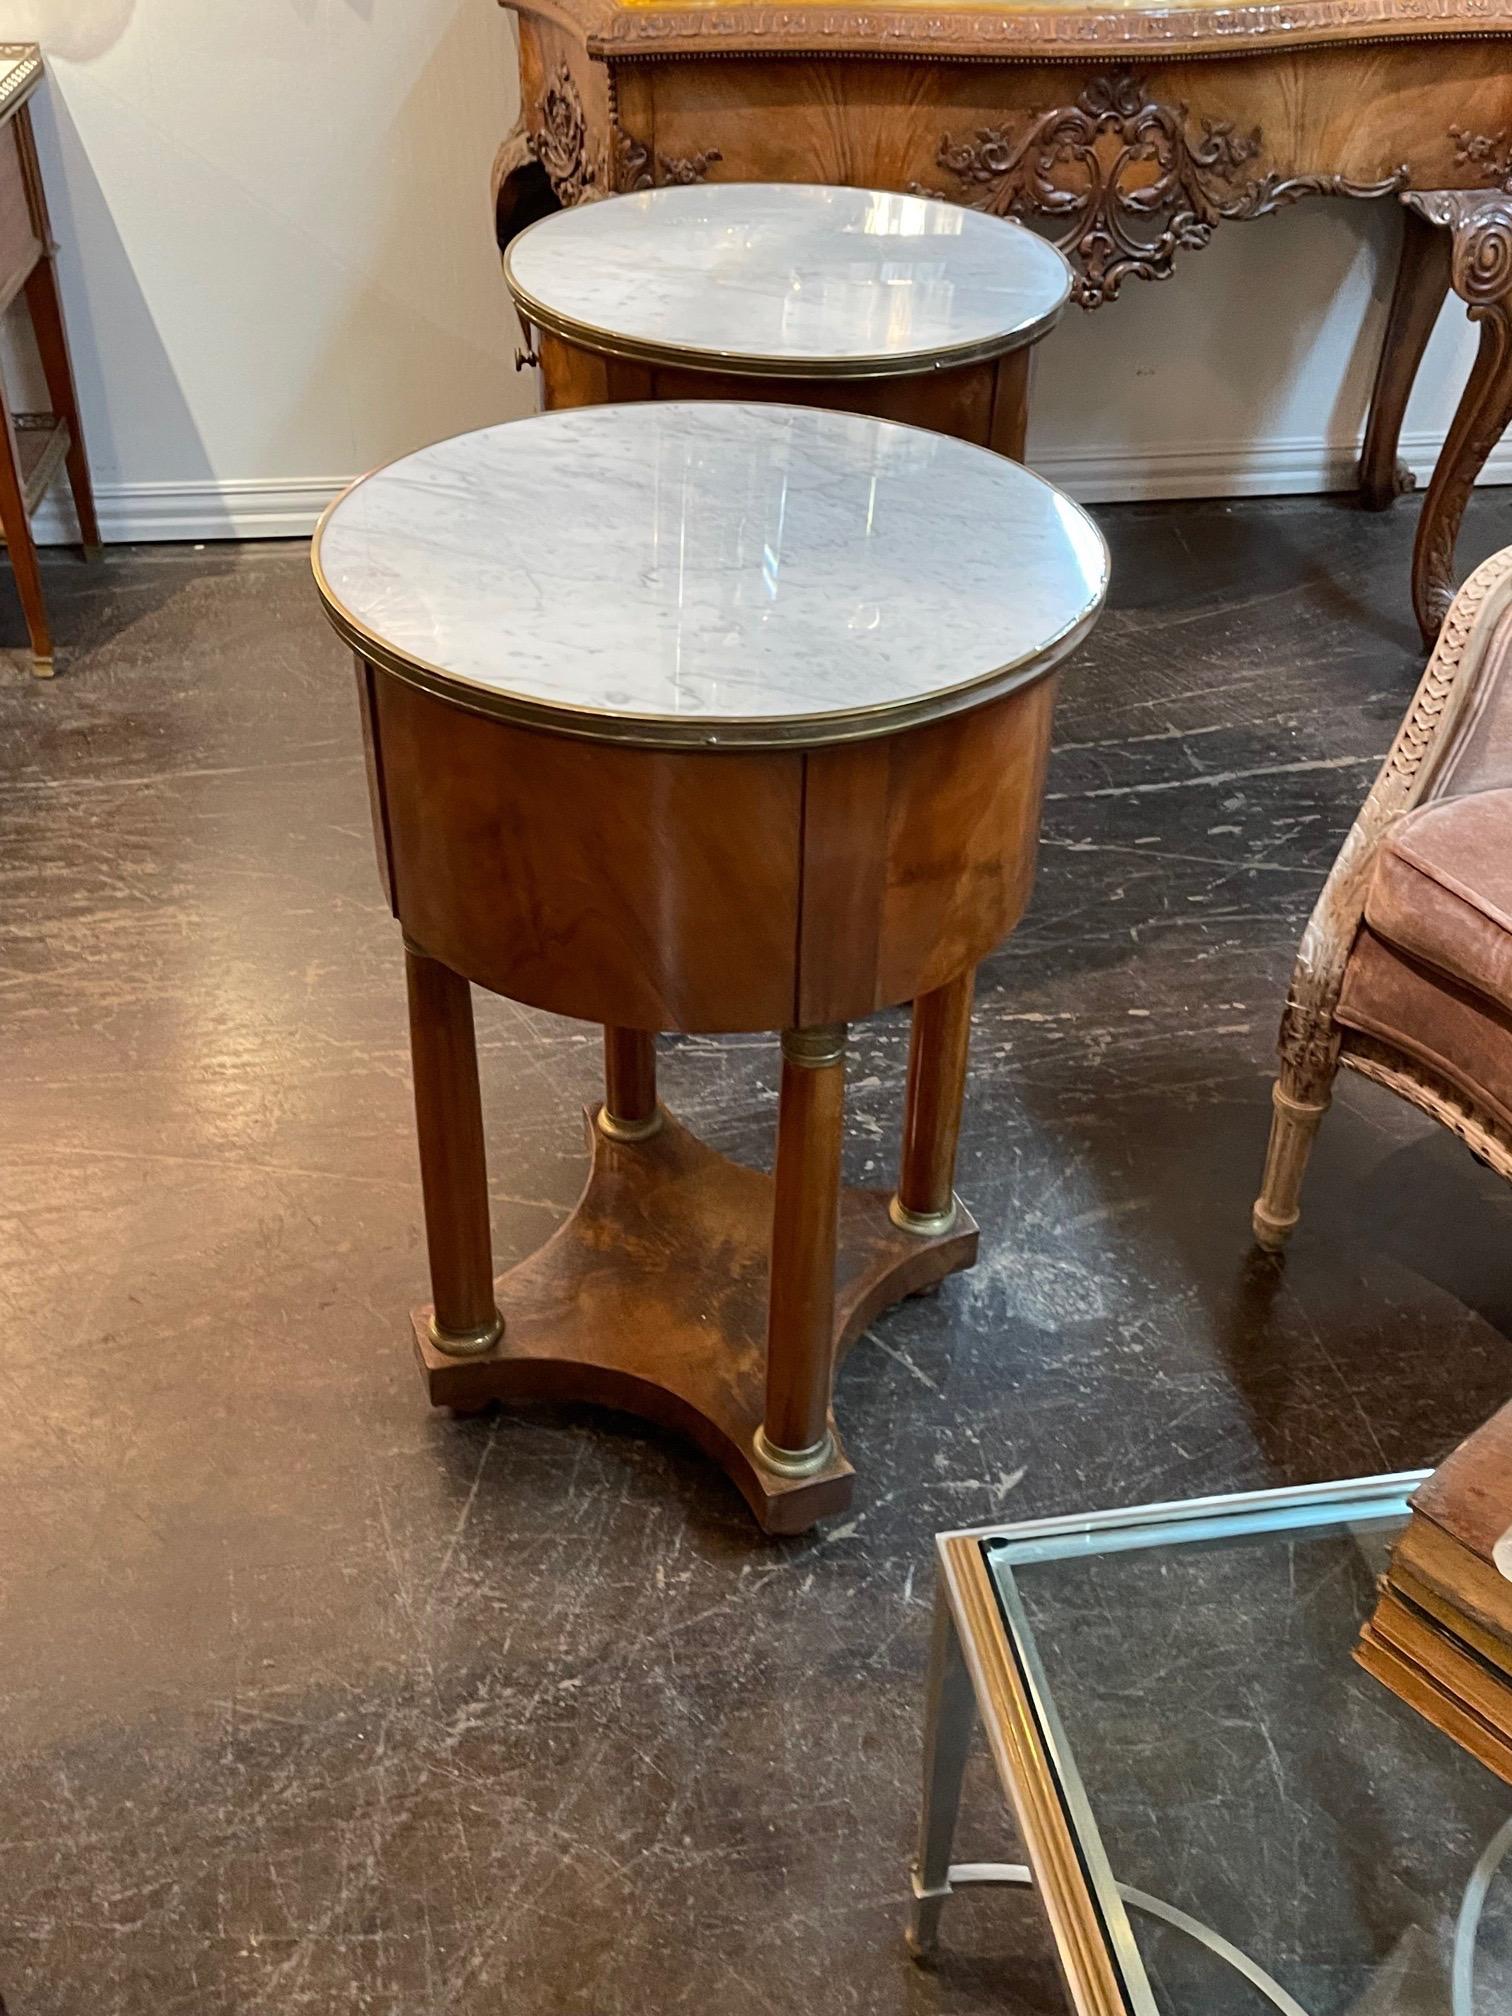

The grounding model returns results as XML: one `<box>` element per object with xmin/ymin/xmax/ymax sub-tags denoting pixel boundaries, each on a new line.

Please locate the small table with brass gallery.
<box><xmin>313</xmin><ymin>398</ymin><xmax>1106</xmax><ymax>1532</ymax></box>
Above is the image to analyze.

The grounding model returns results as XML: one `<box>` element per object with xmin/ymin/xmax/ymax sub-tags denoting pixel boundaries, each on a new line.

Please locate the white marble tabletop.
<box><xmin>504</xmin><ymin>184</ymin><xmax>1072</xmax><ymax>377</ymax></box>
<box><xmin>314</xmin><ymin>403</ymin><xmax>1107</xmax><ymax>749</ymax></box>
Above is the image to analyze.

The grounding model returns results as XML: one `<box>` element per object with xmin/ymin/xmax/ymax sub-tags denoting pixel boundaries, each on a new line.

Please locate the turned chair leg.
<box><xmin>600</xmin><ymin>1026</ymin><xmax>660</xmax><ymax>1141</ymax></box>
<box><xmin>404</xmin><ymin>941</ymin><xmax>504</xmax><ymax>1355</ymax></box>
<box><xmin>758</xmin><ymin>1023</ymin><xmax>847</xmax><ymax>1477</ymax></box>
<box><xmin>892</xmin><ymin>970</ymin><xmax>974</xmax><ymax>1235</ymax></box>
<box><xmin>1252</xmin><ymin>1074</ymin><xmax>1334</xmax><ymax>1253</ymax></box>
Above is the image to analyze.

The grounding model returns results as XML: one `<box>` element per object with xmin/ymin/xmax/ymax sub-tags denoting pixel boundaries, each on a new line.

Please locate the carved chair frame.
<box><xmin>1253</xmin><ymin>543</ymin><xmax>1512</xmax><ymax>1248</ymax></box>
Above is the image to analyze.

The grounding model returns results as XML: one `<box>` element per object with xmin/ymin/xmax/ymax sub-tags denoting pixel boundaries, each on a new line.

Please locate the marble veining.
<box><xmin>504</xmin><ymin>183</ymin><xmax>1072</xmax><ymax>372</ymax></box>
<box><xmin>314</xmin><ymin>402</ymin><xmax>1107</xmax><ymax>740</ymax></box>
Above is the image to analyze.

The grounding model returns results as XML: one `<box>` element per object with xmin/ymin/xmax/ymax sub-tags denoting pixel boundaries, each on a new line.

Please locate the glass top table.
<box><xmin>908</xmin><ymin>1475</ymin><xmax>1512</xmax><ymax>2015</ymax></box>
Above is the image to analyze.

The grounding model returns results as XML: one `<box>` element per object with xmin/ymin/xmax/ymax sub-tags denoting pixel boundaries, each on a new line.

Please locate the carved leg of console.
<box><xmin>759</xmin><ymin>1024</ymin><xmax>847</xmax><ymax>1478</ymax></box>
<box><xmin>404</xmin><ymin>942</ymin><xmax>505</xmax><ymax>1355</ymax></box>
<box><xmin>1409</xmin><ymin>191</ymin><xmax>1512</xmax><ymax>645</ymax></box>
<box><xmin>601</xmin><ymin>1027</ymin><xmax>660</xmax><ymax>1140</ymax></box>
<box><xmin>1359</xmin><ymin>202</ymin><xmax>1452</xmax><ymax>512</ymax></box>
<box><xmin>893</xmin><ymin>971</ymin><xmax>974</xmax><ymax>1236</ymax></box>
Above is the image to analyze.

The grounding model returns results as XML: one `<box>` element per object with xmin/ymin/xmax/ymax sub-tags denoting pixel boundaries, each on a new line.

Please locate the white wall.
<box><xmin>6</xmin><ymin>2</ymin><xmax>1501</xmax><ymax>539</ymax></box>
<box><xmin>13</xmin><ymin>0</ymin><xmax>524</xmax><ymax>540</ymax></box>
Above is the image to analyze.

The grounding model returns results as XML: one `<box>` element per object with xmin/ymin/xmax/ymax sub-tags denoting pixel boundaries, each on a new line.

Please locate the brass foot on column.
<box><xmin>30</xmin><ymin>654</ymin><xmax>54</xmax><ymax>679</ymax></box>
<box><xmin>889</xmin><ymin>1192</ymin><xmax>961</xmax><ymax>1237</ymax></box>
<box><xmin>426</xmin><ymin>1310</ymin><xmax>505</xmax><ymax>1359</ymax></box>
<box><xmin>753</xmin><ymin>1425</ymin><xmax>835</xmax><ymax>1479</ymax></box>
<box><xmin>595</xmin><ymin>1101</ymin><xmax>664</xmax><ymax>1144</ymax></box>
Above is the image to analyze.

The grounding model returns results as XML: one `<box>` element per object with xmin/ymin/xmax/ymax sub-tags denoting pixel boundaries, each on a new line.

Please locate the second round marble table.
<box><xmin>314</xmin><ymin>400</ymin><xmax>1107</xmax><ymax>1532</ymax></box>
<box><xmin>505</xmin><ymin>181</ymin><xmax>1073</xmax><ymax>459</ymax></box>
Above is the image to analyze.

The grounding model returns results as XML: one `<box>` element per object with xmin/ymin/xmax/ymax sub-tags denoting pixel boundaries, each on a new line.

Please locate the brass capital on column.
<box><xmin>781</xmin><ymin>1024</ymin><xmax>847</xmax><ymax>1070</ymax></box>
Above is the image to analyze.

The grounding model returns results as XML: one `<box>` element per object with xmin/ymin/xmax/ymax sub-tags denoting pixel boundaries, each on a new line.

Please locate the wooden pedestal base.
<box><xmin>412</xmin><ymin>1106</ymin><xmax>977</xmax><ymax>1532</ymax></box>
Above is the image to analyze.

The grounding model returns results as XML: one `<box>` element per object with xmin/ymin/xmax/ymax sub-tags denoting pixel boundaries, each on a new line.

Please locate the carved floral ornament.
<box><xmin>527</xmin><ymin>65</ymin><xmax>722</xmax><ymax>204</ymax></box>
<box><xmin>532</xmin><ymin>66</ymin><xmax>596</xmax><ymax>205</ymax></box>
<box><xmin>921</xmin><ymin>69</ymin><xmax>1406</xmax><ymax>306</ymax></box>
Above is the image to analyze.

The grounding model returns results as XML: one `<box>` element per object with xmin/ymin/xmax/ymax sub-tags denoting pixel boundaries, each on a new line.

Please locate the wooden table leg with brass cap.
<box><xmin>317</xmin><ymin>402</ymin><xmax>1107</xmax><ymax>1532</ymax></box>
<box><xmin>757</xmin><ymin>1024</ymin><xmax>848</xmax><ymax>1482</ymax></box>
<box><xmin>893</xmin><ymin>971</ymin><xmax>976</xmax><ymax>1238</ymax></box>
<box><xmin>403</xmin><ymin>940</ymin><xmax>506</xmax><ymax>1360</ymax></box>
<box><xmin>600</xmin><ymin>1026</ymin><xmax>660</xmax><ymax>1141</ymax></box>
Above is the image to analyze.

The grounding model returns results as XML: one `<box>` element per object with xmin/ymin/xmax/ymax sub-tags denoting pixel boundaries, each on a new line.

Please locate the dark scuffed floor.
<box><xmin>3</xmin><ymin>494</ymin><xmax>1512</xmax><ymax>2015</ymax></box>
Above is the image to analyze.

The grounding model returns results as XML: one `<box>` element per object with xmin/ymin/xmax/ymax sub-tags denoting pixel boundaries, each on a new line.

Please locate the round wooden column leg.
<box><xmin>892</xmin><ymin>969</ymin><xmax>974</xmax><ymax>1236</ymax></box>
<box><xmin>404</xmin><ymin>941</ymin><xmax>504</xmax><ymax>1357</ymax></box>
<box><xmin>600</xmin><ymin>1027</ymin><xmax>661</xmax><ymax>1141</ymax></box>
<box><xmin>758</xmin><ymin>1023</ymin><xmax>847</xmax><ymax>1477</ymax></box>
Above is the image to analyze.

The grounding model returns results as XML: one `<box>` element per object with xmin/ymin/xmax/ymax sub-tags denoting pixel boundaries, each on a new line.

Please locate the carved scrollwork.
<box><xmin>1402</xmin><ymin>191</ymin><xmax>1512</xmax><ymax>637</ymax></box>
<box><xmin>532</xmin><ymin>66</ymin><xmax>597</xmax><ymax>205</ymax></box>
<box><xmin>1409</xmin><ymin>188</ymin><xmax>1512</xmax><ymax>307</ymax></box>
<box><xmin>926</xmin><ymin>69</ymin><xmax>1406</xmax><ymax>307</ymax></box>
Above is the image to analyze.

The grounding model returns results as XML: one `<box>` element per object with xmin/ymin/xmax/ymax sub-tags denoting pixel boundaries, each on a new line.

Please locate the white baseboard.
<box><xmin>32</xmin><ymin>475</ymin><xmax>347</xmax><ymax>545</ymax></box>
<box><xmin>29</xmin><ymin>430</ymin><xmax>1512</xmax><ymax>545</ymax></box>
<box><xmin>1036</xmin><ymin>428</ymin><xmax>1512</xmax><ymax>506</ymax></box>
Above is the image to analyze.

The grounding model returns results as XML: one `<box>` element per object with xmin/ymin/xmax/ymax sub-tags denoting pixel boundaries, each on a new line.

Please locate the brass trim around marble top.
<box><xmin>502</xmin><ymin>198</ymin><xmax>1074</xmax><ymax>383</ymax></box>
<box><xmin>310</xmin><ymin>433</ymin><xmax>1108</xmax><ymax>754</ymax></box>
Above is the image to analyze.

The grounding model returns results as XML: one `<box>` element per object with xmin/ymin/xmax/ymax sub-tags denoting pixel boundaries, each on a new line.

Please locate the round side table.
<box><xmin>504</xmin><ymin>181</ymin><xmax>1073</xmax><ymax>461</ymax></box>
<box><xmin>314</xmin><ymin>402</ymin><xmax>1107</xmax><ymax>1533</ymax></box>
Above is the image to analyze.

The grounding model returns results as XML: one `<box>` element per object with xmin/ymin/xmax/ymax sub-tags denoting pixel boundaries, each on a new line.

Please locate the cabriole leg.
<box><xmin>1407</xmin><ymin>191</ymin><xmax>1512</xmax><ymax>645</ymax></box>
<box><xmin>1359</xmin><ymin>201</ymin><xmax>1452</xmax><ymax>513</ymax></box>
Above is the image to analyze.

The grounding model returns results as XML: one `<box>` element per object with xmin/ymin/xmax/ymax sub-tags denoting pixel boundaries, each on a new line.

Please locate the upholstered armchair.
<box><xmin>1254</xmin><ymin>546</ymin><xmax>1512</xmax><ymax>1250</ymax></box>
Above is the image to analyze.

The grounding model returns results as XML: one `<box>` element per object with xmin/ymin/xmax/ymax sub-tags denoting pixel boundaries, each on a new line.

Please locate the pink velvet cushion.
<box><xmin>1337</xmin><ymin>789</ymin><xmax>1512</xmax><ymax>1134</ymax></box>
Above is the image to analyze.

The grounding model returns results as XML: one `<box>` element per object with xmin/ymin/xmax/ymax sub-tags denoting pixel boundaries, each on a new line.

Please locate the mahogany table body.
<box><xmin>373</xmin><ymin>671</ymin><xmax>1050</xmax><ymax>1530</ymax></box>
<box><xmin>314</xmin><ymin>404</ymin><xmax>1107</xmax><ymax>1532</ymax></box>
<box><xmin>493</xmin><ymin>0</ymin><xmax>1512</xmax><ymax>643</ymax></box>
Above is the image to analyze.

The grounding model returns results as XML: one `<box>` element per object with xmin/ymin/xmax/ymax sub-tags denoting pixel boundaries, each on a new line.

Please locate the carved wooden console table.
<box><xmin>492</xmin><ymin>0</ymin><xmax>1512</xmax><ymax>644</ymax></box>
